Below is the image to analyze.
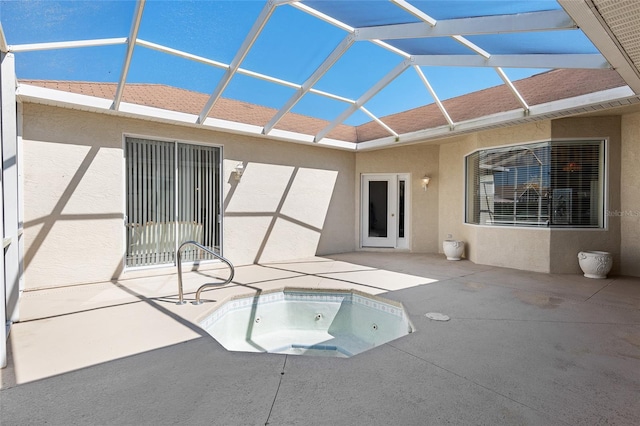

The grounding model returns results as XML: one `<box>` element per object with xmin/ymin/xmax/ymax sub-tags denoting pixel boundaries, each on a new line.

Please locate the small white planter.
<box><xmin>577</xmin><ymin>251</ymin><xmax>613</xmax><ymax>279</ymax></box>
<box><xmin>443</xmin><ymin>240</ymin><xmax>465</xmax><ymax>261</ymax></box>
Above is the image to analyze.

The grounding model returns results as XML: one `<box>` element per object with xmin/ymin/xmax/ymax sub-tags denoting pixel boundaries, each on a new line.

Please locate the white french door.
<box><xmin>361</xmin><ymin>174</ymin><xmax>410</xmax><ymax>249</ymax></box>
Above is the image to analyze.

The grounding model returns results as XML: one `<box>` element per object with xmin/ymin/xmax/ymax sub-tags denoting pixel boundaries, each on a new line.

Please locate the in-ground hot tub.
<box><xmin>199</xmin><ymin>288</ymin><xmax>414</xmax><ymax>358</ymax></box>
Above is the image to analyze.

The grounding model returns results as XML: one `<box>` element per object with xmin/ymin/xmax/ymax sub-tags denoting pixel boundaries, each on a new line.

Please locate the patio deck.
<box><xmin>2</xmin><ymin>252</ymin><xmax>639</xmax><ymax>425</ymax></box>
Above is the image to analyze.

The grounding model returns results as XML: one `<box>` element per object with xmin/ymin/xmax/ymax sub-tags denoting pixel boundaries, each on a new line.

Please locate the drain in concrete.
<box><xmin>425</xmin><ymin>312</ymin><xmax>450</xmax><ymax>321</ymax></box>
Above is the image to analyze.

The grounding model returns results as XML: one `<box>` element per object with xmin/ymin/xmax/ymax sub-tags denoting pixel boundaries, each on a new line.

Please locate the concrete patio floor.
<box><xmin>1</xmin><ymin>252</ymin><xmax>639</xmax><ymax>425</ymax></box>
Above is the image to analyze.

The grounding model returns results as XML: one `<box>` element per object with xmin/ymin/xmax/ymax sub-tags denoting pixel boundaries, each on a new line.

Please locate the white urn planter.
<box><xmin>577</xmin><ymin>251</ymin><xmax>613</xmax><ymax>279</ymax></box>
<box><xmin>443</xmin><ymin>240</ymin><xmax>465</xmax><ymax>261</ymax></box>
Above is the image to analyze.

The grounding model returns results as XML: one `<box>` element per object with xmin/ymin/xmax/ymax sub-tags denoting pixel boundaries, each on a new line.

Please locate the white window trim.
<box><xmin>464</xmin><ymin>138</ymin><xmax>608</xmax><ymax>230</ymax></box>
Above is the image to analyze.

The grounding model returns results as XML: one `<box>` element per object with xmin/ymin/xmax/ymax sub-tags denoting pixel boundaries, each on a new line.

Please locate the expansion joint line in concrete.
<box><xmin>260</xmin><ymin>264</ymin><xmax>434</xmax><ymax>293</ymax></box>
<box><xmin>583</xmin><ymin>279</ymin><xmax>615</xmax><ymax>303</ymax></box>
<box><xmin>265</xmin><ymin>355</ymin><xmax>288</xmax><ymax>425</ymax></box>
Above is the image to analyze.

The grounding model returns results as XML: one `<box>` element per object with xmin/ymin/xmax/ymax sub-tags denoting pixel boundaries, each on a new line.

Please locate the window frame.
<box><xmin>464</xmin><ymin>138</ymin><xmax>607</xmax><ymax>230</ymax></box>
<box><xmin>122</xmin><ymin>133</ymin><xmax>224</xmax><ymax>270</ymax></box>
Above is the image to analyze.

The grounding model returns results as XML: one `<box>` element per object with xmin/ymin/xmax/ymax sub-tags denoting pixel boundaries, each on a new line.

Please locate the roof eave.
<box><xmin>559</xmin><ymin>0</ymin><xmax>640</xmax><ymax>94</ymax></box>
<box><xmin>16</xmin><ymin>82</ymin><xmax>639</xmax><ymax>153</ymax></box>
<box><xmin>15</xmin><ymin>83</ymin><xmax>358</xmax><ymax>151</ymax></box>
<box><xmin>357</xmin><ymin>85</ymin><xmax>639</xmax><ymax>151</ymax></box>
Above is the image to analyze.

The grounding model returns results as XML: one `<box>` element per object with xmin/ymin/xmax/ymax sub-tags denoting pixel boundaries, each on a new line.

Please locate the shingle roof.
<box><xmin>21</xmin><ymin>68</ymin><xmax>627</xmax><ymax>144</ymax></box>
<box><xmin>356</xmin><ymin>69</ymin><xmax>627</xmax><ymax>141</ymax></box>
<box><xmin>19</xmin><ymin>80</ymin><xmax>358</xmax><ymax>142</ymax></box>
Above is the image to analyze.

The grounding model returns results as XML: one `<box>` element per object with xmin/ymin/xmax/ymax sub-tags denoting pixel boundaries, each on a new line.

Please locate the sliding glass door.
<box><xmin>125</xmin><ymin>137</ymin><xmax>221</xmax><ymax>268</ymax></box>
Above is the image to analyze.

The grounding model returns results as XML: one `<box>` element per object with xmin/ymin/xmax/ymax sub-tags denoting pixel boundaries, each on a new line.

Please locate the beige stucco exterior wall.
<box><xmin>20</xmin><ymin>101</ymin><xmax>640</xmax><ymax>286</ymax></box>
<box><xmin>355</xmin><ymin>143</ymin><xmax>440</xmax><ymax>252</ymax></box>
<box><xmin>437</xmin><ymin>133</ymin><xmax>474</xmax><ymax>256</ymax></box>
<box><xmin>21</xmin><ymin>103</ymin><xmax>355</xmax><ymax>289</ymax></box>
<box><xmin>436</xmin><ymin>118</ymin><xmax>624</xmax><ymax>274</ymax></box>
<box><xmin>439</xmin><ymin>122</ymin><xmax>553</xmax><ymax>272</ymax></box>
<box><xmin>620</xmin><ymin>111</ymin><xmax>640</xmax><ymax>276</ymax></box>
<box><xmin>550</xmin><ymin>117</ymin><xmax>621</xmax><ymax>274</ymax></box>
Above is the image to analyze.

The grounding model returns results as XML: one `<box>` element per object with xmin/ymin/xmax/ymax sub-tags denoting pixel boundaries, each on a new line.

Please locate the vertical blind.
<box><xmin>466</xmin><ymin>140</ymin><xmax>604</xmax><ymax>228</ymax></box>
<box><xmin>125</xmin><ymin>137</ymin><xmax>220</xmax><ymax>268</ymax></box>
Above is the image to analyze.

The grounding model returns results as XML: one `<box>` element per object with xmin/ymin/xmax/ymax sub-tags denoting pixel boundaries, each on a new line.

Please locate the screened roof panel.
<box><xmin>499</xmin><ymin>67</ymin><xmax>552</xmax><ymax>82</ymax></box>
<box><xmin>406</xmin><ymin>1</ymin><xmax>563</xmax><ymax>20</ymax></box>
<box><xmin>312</xmin><ymin>40</ymin><xmax>403</xmax><ymax>99</ymax></box>
<box><xmin>290</xmin><ymin>91</ymin><xmax>352</xmax><ymax>122</ymax></box>
<box><xmin>137</xmin><ymin>1</ymin><xmax>262</xmax><ymax>63</ymax></box>
<box><xmin>357</xmin><ymin>67</ymin><xmax>436</xmax><ymax>120</ymax></box>
<box><xmin>0</xmin><ymin>0</ymin><xmax>133</xmax><ymax>44</ymax></box>
<box><xmin>418</xmin><ymin>66</ymin><xmax>508</xmax><ymax>100</ymax></box>
<box><xmin>224</xmin><ymin>72</ymin><xmax>297</xmax><ymax>113</ymax></box>
<box><xmin>241</xmin><ymin>5</ymin><xmax>346</xmax><ymax>84</ymax></box>
<box><xmin>13</xmin><ymin>45</ymin><xmax>126</xmax><ymax>83</ymax></box>
<box><xmin>303</xmin><ymin>1</ymin><xmax>419</xmax><ymax>27</ymax></box>
<box><xmin>343</xmin><ymin>108</ymin><xmax>372</xmax><ymax>127</ymax></box>
<box><xmin>387</xmin><ymin>37</ymin><xmax>480</xmax><ymax>56</ymax></box>
<box><xmin>465</xmin><ymin>30</ymin><xmax>602</xmax><ymax>55</ymax></box>
<box><xmin>128</xmin><ymin>46</ymin><xmax>225</xmax><ymax>96</ymax></box>
<box><xmin>2</xmin><ymin>0</ymin><xmax>639</xmax><ymax>147</ymax></box>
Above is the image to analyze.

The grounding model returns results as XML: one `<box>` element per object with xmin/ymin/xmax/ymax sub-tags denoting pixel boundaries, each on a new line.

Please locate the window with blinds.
<box><xmin>466</xmin><ymin>140</ymin><xmax>605</xmax><ymax>228</ymax></box>
<box><xmin>125</xmin><ymin>137</ymin><xmax>221</xmax><ymax>268</ymax></box>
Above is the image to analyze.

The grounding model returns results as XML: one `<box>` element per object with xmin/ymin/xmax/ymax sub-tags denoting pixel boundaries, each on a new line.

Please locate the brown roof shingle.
<box><xmin>20</xmin><ymin>80</ymin><xmax>357</xmax><ymax>142</ymax></box>
<box><xmin>356</xmin><ymin>69</ymin><xmax>627</xmax><ymax>141</ymax></box>
<box><xmin>21</xmin><ymin>68</ymin><xmax>627</xmax><ymax>143</ymax></box>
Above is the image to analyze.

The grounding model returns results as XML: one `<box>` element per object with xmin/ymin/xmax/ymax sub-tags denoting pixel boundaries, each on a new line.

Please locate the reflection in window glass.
<box><xmin>466</xmin><ymin>140</ymin><xmax>604</xmax><ymax>228</ymax></box>
<box><xmin>399</xmin><ymin>180</ymin><xmax>405</xmax><ymax>238</ymax></box>
<box><xmin>368</xmin><ymin>181</ymin><xmax>388</xmax><ymax>237</ymax></box>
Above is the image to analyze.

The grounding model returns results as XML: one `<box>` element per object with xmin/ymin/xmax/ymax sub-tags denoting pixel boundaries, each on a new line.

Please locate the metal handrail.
<box><xmin>176</xmin><ymin>240</ymin><xmax>235</xmax><ymax>305</ymax></box>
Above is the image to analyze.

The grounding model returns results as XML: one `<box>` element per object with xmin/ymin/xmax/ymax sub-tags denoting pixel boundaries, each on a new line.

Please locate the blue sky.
<box><xmin>0</xmin><ymin>0</ymin><xmax>599</xmax><ymax>125</ymax></box>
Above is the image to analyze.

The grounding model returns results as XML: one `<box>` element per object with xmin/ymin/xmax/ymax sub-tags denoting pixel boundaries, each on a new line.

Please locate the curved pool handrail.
<box><xmin>176</xmin><ymin>240</ymin><xmax>235</xmax><ymax>305</ymax></box>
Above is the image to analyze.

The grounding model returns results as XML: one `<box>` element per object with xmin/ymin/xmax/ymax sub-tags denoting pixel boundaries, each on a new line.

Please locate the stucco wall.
<box><xmin>472</xmin><ymin>227</ymin><xmax>552</xmax><ymax>273</ymax></box>
<box><xmin>437</xmin><ymin>134</ymin><xmax>474</xmax><ymax>255</ymax></box>
<box><xmin>355</xmin><ymin>143</ymin><xmax>440</xmax><ymax>252</ymax></box>
<box><xmin>434</xmin><ymin>118</ymin><xmax>623</xmax><ymax>274</ymax></box>
<box><xmin>222</xmin><ymin>135</ymin><xmax>355</xmax><ymax>264</ymax></box>
<box><xmin>358</xmin><ymin>119</ymin><xmax>611</xmax><ymax>275</ymax></box>
<box><xmin>439</xmin><ymin>122</ymin><xmax>553</xmax><ymax>272</ymax></box>
<box><xmin>550</xmin><ymin>116</ymin><xmax>621</xmax><ymax>274</ymax></box>
<box><xmin>620</xmin><ymin>111</ymin><xmax>640</xmax><ymax>276</ymax></box>
<box><xmin>21</xmin><ymin>103</ymin><xmax>355</xmax><ymax>289</ymax></box>
<box><xmin>20</xmin><ymin>101</ymin><xmax>639</xmax><ymax>288</ymax></box>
